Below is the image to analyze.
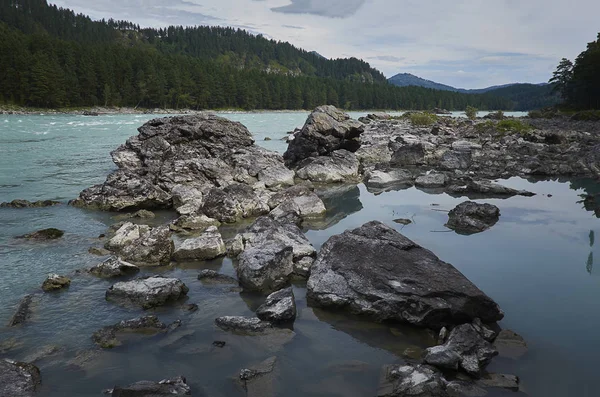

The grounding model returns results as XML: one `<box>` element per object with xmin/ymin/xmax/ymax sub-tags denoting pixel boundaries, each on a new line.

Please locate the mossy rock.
<box><xmin>19</xmin><ymin>228</ymin><xmax>64</xmax><ymax>240</ymax></box>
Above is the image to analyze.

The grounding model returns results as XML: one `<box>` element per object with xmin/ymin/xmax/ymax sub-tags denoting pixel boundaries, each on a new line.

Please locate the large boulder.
<box><xmin>71</xmin><ymin>114</ymin><xmax>292</xmax><ymax>212</ymax></box>
<box><xmin>378</xmin><ymin>364</ymin><xmax>448</xmax><ymax>397</ymax></box>
<box><xmin>0</xmin><ymin>359</ymin><xmax>42</xmax><ymax>397</ymax></box>
<box><xmin>256</xmin><ymin>287</ymin><xmax>297</xmax><ymax>323</ymax></box>
<box><xmin>109</xmin><ymin>376</ymin><xmax>191</xmax><ymax>396</ymax></box>
<box><xmin>283</xmin><ymin>106</ymin><xmax>364</xmax><ymax>166</ymax></box>
<box><xmin>105</xmin><ymin>222</ymin><xmax>173</xmax><ymax>266</ymax></box>
<box><xmin>172</xmin><ymin>226</ymin><xmax>226</xmax><ymax>261</ymax></box>
<box><xmin>106</xmin><ymin>276</ymin><xmax>189</xmax><ymax>309</ymax></box>
<box><xmin>295</xmin><ymin>150</ymin><xmax>360</xmax><ymax>184</ymax></box>
<box><xmin>307</xmin><ymin>221</ymin><xmax>503</xmax><ymax>328</ymax></box>
<box><xmin>89</xmin><ymin>256</ymin><xmax>140</xmax><ymax>278</ymax></box>
<box><xmin>446</xmin><ymin>201</ymin><xmax>500</xmax><ymax>235</ymax></box>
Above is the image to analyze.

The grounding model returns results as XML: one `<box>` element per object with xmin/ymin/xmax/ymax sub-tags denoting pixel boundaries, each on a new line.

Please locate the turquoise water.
<box><xmin>0</xmin><ymin>113</ymin><xmax>597</xmax><ymax>396</ymax></box>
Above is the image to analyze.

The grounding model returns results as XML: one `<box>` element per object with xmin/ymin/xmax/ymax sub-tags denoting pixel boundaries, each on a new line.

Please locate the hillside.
<box><xmin>0</xmin><ymin>0</ymin><xmax>514</xmax><ymax>111</ymax></box>
<box><xmin>388</xmin><ymin>73</ymin><xmax>458</xmax><ymax>92</ymax></box>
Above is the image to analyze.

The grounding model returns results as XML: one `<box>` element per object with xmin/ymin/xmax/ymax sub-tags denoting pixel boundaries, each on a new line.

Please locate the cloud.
<box><xmin>51</xmin><ymin>0</ymin><xmax>600</xmax><ymax>88</ymax></box>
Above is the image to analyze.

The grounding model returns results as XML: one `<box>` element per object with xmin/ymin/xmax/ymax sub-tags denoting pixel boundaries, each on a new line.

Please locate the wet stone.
<box><xmin>41</xmin><ymin>274</ymin><xmax>71</xmax><ymax>292</ymax></box>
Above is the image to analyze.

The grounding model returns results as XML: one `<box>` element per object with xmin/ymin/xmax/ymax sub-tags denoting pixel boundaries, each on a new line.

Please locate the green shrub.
<box><xmin>487</xmin><ymin>110</ymin><xmax>505</xmax><ymax>120</ymax></box>
<box><xmin>528</xmin><ymin>108</ymin><xmax>559</xmax><ymax>119</ymax></box>
<box><xmin>474</xmin><ymin>120</ymin><xmax>495</xmax><ymax>133</ymax></box>
<box><xmin>465</xmin><ymin>106</ymin><xmax>478</xmax><ymax>120</ymax></box>
<box><xmin>570</xmin><ymin>110</ymin><xmax>600</xmax><ymax>121</ymax></box>
<box><xmin>408</xmin><ymin>112</ymin><xmax>438</xmax><ymax>126</ymax></box>
<box><xmin>496</xmin><ymin>119</ymin><xmax>533</xmax><ymax>133</ymax></box>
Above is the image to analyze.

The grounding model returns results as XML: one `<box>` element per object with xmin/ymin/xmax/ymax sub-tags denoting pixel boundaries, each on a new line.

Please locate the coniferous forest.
<box><xmin>0</xmin><ymin>0</ymin><xmax>516</xmax><ymax>110</ymax></box>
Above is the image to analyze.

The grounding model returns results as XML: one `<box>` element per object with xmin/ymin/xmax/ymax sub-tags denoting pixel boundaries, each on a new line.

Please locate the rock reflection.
<box><xmin>309</xmin><ymin>185</ymin><xmax>363</xmax><ymax>230</ymax></box>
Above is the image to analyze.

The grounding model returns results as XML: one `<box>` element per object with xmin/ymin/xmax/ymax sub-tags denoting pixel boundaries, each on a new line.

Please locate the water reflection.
<box><xmin>309</xmin><ymin>185</ymin><xmax>363</xmax><ymax>230</ymax></box>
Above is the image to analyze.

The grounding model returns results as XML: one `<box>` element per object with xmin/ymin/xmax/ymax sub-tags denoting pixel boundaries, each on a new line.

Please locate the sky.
<box><xmin>52</xmin><ymin>0</ymin><xmax>600</xmax><ymax>89</ymax></box>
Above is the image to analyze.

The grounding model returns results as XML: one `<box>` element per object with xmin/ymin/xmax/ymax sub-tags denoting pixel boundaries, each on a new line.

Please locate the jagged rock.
<box><xmin>295</xmin><ymin>149</ymin><xmax>361</xmax><ymax>183</ymax></box>
<box><xmin>18</xmin><ymin>228</ymin><xmax>64</xmax><ymax>240</ymax></box>
<box><xmin>215</xmin><ymin>316</ymin><xmax>273</xmax><ymax>334</ymax></box>
<box><xmin>493</xmin><ymin>329</ymin><xmax>528</xmax><ymax>359</ymax></box>
<box><xmin>237</xmin><ymin>356</ymin><xmax>278</xmax><ymax>397</ymax></box>
<box><xmin>89</xmin><ymin>256</ymin><xmax>140</xmax><ymax>278</ymax></box>
<box><xmin>446</xmin><ymin>180</ymin><xmax>535</xmax><ymax>198</ymax></box>
<box><xmin>109</xmin><ymin>376</ymin><xmax>191</xmax><ymax>396</ymax></box>
<box><xmin>0</xmin><ymin>199</ymin><xmax>60</xmax><ymax>208</ymax></box>
<box><xmin>92</xmin><ymin>316</ymin><xmax>178</xmax><ymax>348</ymax></box>
<box><xmin>256</xmin><ymin>287</ymin><xmax>296</xmax><ymax>323</ymax></box>
<box><xmin>106</xmin><ymin>276</ymin><xmax>189</xmax><ymax>309</ymax></box>
<box><xmin>283</xmin><ymin>105</ymin><xmax>364</xmax><ymax>166</ymax></box>
<box><xmin>364</xmin><ymin>168</ymin><xmax>414</xmax><ymax>189</ymax></box>
<box><xmin>171</xmin><ymin>185</ymin><xmax>204</xmax><ymax>215</ymax></box>
<box><xmin>378</xmin><ymin>364</ymin><xmax>448</xmax><ymax>397</ymax></box>
<box><xmin>226</xmin><ymin>235</ymin><xmax>245</xmax><ymax>257</ymax></box>
<box><xmin>7</xmin><ymin>295</ymin><xmax>34</xmax><ymax>327</ymax></box>
<box><xmin>105</xmin><ymin>222</ymin><xmax>173</xmax><ymax>266</ymax></box>
<box><xmin>173</xmin><ymin>226</ymin><xmax>226</xmax><ymax>261</ymax></box>
<box><xmin>89</xmin><ymin>247</ymin><xmax>111</xmax><ymax>256</ymax></box>
<box><xmin>424</xmin><ymin>324</ymin><xmax>498</xmax><ymax>377</ymax></box>
<box><xmin>0</xmin><ymin>359</ymin><xmax>42</xmax><ymax>397</ymax></box>
<box><xmin>114</xmin><ymin>209</ymin><xmax>156</xmax><ymax>220</ymax></box>
<box><xmin>198</xmin><ymin>269</ymin><xmax>238</xmax><ymax>285</ymax></box>
<box><xmin>171</xmin><ymin>214</ymin><xmax>220</xmax><ymax>231</ymax></box>
<box><xmin>415</xmin><ymin>173</ymin><xmax>449</xmax><ymax>188</ymax></box>
<box><xmin>269</xmin><ymin>193</ymin><xmax>326</xmax><ymax>224</ymax></box>
<box><xmin>307</xmin><ymin>221</ymin><xmax>503</xmax><ymax>328</ymax></box>
<box><xmin>201</xmin><ymin>184</ymin><xmax>270</xmax><ymax>223</ymax></box>
<box><xmin>446</xmin><ymin>201</ymin><xmax>500</xmax><ymax>235</ymax></box>
<box><xmin>390</xmin><ymin>143</ymin><xmax>426</xmax><ymax>166</ymax></box>
<box><xmin>41</xmin><ymin>274</ymin><xmax>71</xmax><ymax>292</ymax></box>
<box><xmin>440</xmin><ymin>150</ymin><xmax>472</xmax><ymax>170</ymax></box>
<box><xmin>477</xmin><ymin>373</ymin><xmax>519</xmax><ymax>391</ymax></box>
<box><xmin>471</xmin><ymin>318</ymin><xmax>498</xmax><ymax>341</ymax></box>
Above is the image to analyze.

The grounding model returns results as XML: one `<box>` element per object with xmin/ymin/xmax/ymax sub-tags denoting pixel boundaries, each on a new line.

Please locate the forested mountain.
<box><xmin>0</xmin><ymin>0</ymin><xmax>514</xmax><ymax>111</ymax></box>
<box><xmin>388</xmin><ymin>73</ymin><xmax>458</xmax><ymax>91</ymax></box>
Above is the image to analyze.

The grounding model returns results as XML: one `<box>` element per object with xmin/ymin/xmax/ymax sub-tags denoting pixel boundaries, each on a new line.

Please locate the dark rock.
<box><xmin>446</xmin><ymin>201</ymin><xmax>500</xmax><ymax>235</ymax></box>
<box><xmin>390</xmin><ymin>143</ymin><xmax>426</xmax><ymax>167</ymax></box>
<box><xmin>114</xmin><ymin>209</ymin><xmax>156</xmax><ymax>220</ymax></box>
<box><xmin>105</xmin><ymin>223</ymin><xmax>173</xmax><ymax>266</ymax></box>
<box><xmin>256</xmin><ymin>287</ymin><xmax>297</xmax><ymax>323</ymax></box>
<box><xmin>18</xmin><ymin>228</ymin><xmax>64</xmax><ymax>240</ymax></box>
<box><xmin>92</xmin><ymin>316</ymin><xmax>175</xmax><ymax>348</ymax></box>
<box><xmin>200</xmin><ymin>184</ymin><xmax>270</xmax><ymax>224</ymax></box>
<box><xmin>493</xmin><ymin>329</ymin><xmax>528</xmax><ymax>359</ymax></box>
<box><xmin>89</xmin><ymin>256</ymin><xmax>140</xmax><ymax>278</ymax></box>
<box><xmin>283</xmin><ymin>106</ymin><xmax>364</xmax><ymax>167</ymax></box>
<box><xmin>364</xmin><ymin>168</ymin><xmax>414</xmax><ymax>190</ymax></box>
<box><xmin>198</xmin><ymin>269</ymin><xmax>238</xmax><ymax>285</ymax></box>
<box><xmin>424</xmin><ymin>324</ymin><xmax>498</xmax><ymax>377</ymax></box>
<box><xmin>378</xmin><ymin>364</ymin><xmax>448</xmax><ymax>397</ymax></box>
<box><xmin>446</xmin><ymin>180</ymin><xmax>535</xmax><ymax>198</ymax></box>
<box><xmin>183</xmin><ymin>304</ymin><xmax>198</xmax><ymax>312</ymax></box>
<box><xmin>89</xmin><ymin>247</ymin><xmax>111</xmax><ymax>256</ymax></box>
<box><xmin>0</xmin><ymin>359</ymin><xmax>42</xmax><ymax>397</ymax></box>
<box><xmin>106</xmin><ymin>276</ymin><xmax>189</xmax><ymax>309</ymax></box>
<box><xmin>173</xmin><ymin>226</ymin><xmax>226</xmax><ymax>261</ymax></box>
<box><xmin>307</xmin><ymin>221</ymin><xmax>503</xmax><ymax>328</ymax></box>
<box><xmin>393</xmin><ymin>218</ymin><xmax>412</xmax><ymax>225</ymax></box>
<box><xmin>477</xmin><ymin>373</ymin><xmax>519</xmax><ymax>391</ymax></box>
<box><xmin>7</xmin><ymin>295</ymin><xmax>34</xmax><ymax>327</ymax></box>
<box><xmin>41</xmin><ymin>274</ymin><xmax>71</xmax><ymax>292</ymax></box>
<box><xmin>0</xmin><ymin>199</ymin><xmax>60</xmax><ymax>208</ymax></box>
<box><xmin>110</xmin><ymin>376</ymin><xmax>191</xmax><ymax>396</ymax></box>
<box><xmin>213</xmin><ymin>341</ymin><xmax>226</xmax><ymax>348</ymax></box>
<box><xmin>215</xmin><ymin>316</ymin><xmax>273</xmax><ymax>334</ymax></box>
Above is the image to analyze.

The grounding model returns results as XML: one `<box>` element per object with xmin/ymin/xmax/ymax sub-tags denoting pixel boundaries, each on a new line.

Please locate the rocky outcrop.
<box><xmin>0</xmin><ymin>359</ymin><xmax>42</xmax><ymax>397</ymax></box>
<box><xmin>89</xmin><ymin>256</ymin><xmax>140</xmax><ymax>278</ymax></box>
<box><xmin>71</xmin><ymin>114</ymin><xmax>293</xmax><ymax>216</ymax></box>
<box><xmin>256</xmin><ymin>287</ymin><xmax>297</xmax><ymax>323</ymax></box>
<box><xmin>109</xmin><ymin>376</ymin><xmax>191</xmax><ymax>396</ymax></box>
<box><xmin>171</xmin><ymin>214</ymin><xmax>220</xmax><ymax>231</ymax></box>
<box><xmin>41</xmin><ymin>274</ymin><xmax>71</xmax><ymax>292</ymax></box>
<box><xmin>172</xmin><ymin>226</ymin><xmax>226</xmax><ymax>261</ymax></box>
<box><xmin>105</xmin><ymin>222</ymin><xmax>173</xmax><ymax>266</ymax></box>
<box><xmin>18</xmin><ymin>228</ymin><xmax>64</xmax><ymax>240</ymax></box>
<box><xmin>295</xmin><ymin>150</ymin><xmax>361</xmax><ymax>184</ymax></box>
<box><xmin>106</xmin><ymin>276</ymin><xmax>189</xmax><ymax>309</ymax></box>
<box><xmin>446</xmin><ymin>201</ymin><xmax>500</xmax><ymax>235</ymax></box>
<box><xmin>92</xmin><ymin>316</ymin><xmax>178</xmax><ymax>348</ymax></box>
<box><xmin>283</xmin><ymin>106</ymin><xmax>364</xmax><ymax>167</ymax></box>
<box><xmin>7</xmin><ymin>295</ymin><xmax>34</xmax><ymax>327</ymax></box>
<box><xmin>267</xmin><ymin>184</ymin><xmax>326</xmax><ymax>225</ymax></box>
<box><xmin>307</xmin><ymin>221</ymin><xmax>503</xmax><ymax>328</ymax></box>
<box><xmin>378</xmin><ymin>364</ymin><xmax>448</xmax><ymax>397</ymax></box>
<box><xmin>1</xmin><ymin>199</ymin><xmax>60</xmax><ymax>208</ymax></box>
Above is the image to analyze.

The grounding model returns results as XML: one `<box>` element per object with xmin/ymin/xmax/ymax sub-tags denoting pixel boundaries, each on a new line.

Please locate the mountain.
<box><xmin>388</xmin><ymin>73</ymin><xmax>557</xmax><ymax>110</ymax></box>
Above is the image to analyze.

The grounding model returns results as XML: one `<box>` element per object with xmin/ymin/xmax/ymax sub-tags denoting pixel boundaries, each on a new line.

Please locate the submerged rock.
<box><xmin>493</xmin><ymin>329</ymin><xmax>528</xmax><ymax>359</ymax></box>
<box><xmin>197</xmin><ymin>269</ymin><xmax>238</xmax><ymax>285</ymax></box>
<box><xmin>237</xmin><ymin>356</ymin><xmax>278</xmax><ymax>397</ymax></box>
<box><xmin>307</xmin><ymin>221</ymin><xmax>503</xmax><ymax>328</ymax></box>
<box><xmin>256</xmin><ymin>287</ymin><xmax>297</xmax><ymax>323</ymax></box>
<box><xmin>378</xmin><ymin>364</ymin><xmax>448</xmax><ymax>397</ymax></box>
<box><xmin>89</xmin><ymin>256</ymin><xmax>140</xmax><ymax>278</ymax></box>
<box><xmin>18</xmin><ymin>228</ymin><xmax>64</xmax><ymax>240</ymax></box>
<box><xmin>446</xmin><ymin>180</ymin><xmax>535</xmax><ymax>198</ymax></box>
<box><xmin>114</xmin><ymin>209</ymin><xmax>156</xmax><ymax>220</ymax></box>
<box><xmin>105</xmin><ymin>222</ymin><xmax>173</xmax><ymax>266</ymax></box>
<box><xmin>0</xmin><ymin>199</ymin><xmax>60</xmax><ymax>208</ymax></box>
<box><xmin>215</xmin><ymin>316</ymin><xmax>273</xmax><ymax>334</ymax></box>
<box><xmin>7</xmin><ymin>295</ymin><xmax>34</xmax><ymax>327</ymax></box>
<box><xmin>109</xmin><ymin>376</ymin><xmax>191</xmax><ymax>396</ymax></box>
<box><xmin>41</xmin><ymin>274</ymin><xmax>71</xmax><ymax>292</ymax></box>
<box><xmin>0</xmin><ymin>359</ymin><xmax>42</xmax><ymax>397</ymax></box>
<box><xmin>172</xmin><ymin>226</ymin><xmax>226</xmax><ymax>261</ymax></box>
<box><xmin>92</xmin><ymin>316</ymin><xmax>178</xmax><ymax>348</ymax></box>
<box><xmin>446</xmin><ymin>201</ymin><xmax>500</xmax><ymax>235</ymax></box>
<box><xmin>106</xmin><ymin>276</ymin><xmax>189</xmax><ymax>309</ymax></box>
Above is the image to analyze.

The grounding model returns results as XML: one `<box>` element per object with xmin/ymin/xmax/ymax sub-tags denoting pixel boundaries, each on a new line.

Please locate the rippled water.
<box><xmin>0</xmin><ymin>112</ymin><xmax>597</xmax><ymax>397</ymax></box>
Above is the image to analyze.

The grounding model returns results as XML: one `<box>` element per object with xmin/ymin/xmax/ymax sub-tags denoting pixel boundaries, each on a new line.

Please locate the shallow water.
<box><xmin>0</xmin><ymin>113</ymin><xmax>597</xmax><ymax>396</ymax></box>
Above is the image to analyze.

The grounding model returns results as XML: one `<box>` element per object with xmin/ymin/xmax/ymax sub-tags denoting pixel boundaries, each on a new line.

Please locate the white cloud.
<box><xmin>51</xmin><ymin>0</ymin><xmax>600</xmax><ymax>88</ymax></box>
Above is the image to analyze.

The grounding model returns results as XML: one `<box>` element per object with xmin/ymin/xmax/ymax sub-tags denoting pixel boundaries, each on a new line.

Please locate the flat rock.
<box><xmin>105</xmin><ymin>222</ymin><xmax>173</xmax><ymax>266</ymax></box>
<box><xmin>215</xmin><ymin>316</ymin><xmax>274</xmax><ymax>334</ymax></box>
<box><xmin>256</xmin><ymin>287</ymin><xmax>297</xmax><ymax>323</ymax></box>
<box><xmin>446</xmin><ymin>201</ymin><xmax>500</xmax><ymax>235</ymax></box>
<box><xmin>0</xmin><ymin>359</ymin><xmax>42</xmax><ymax>397</ymax></box>
<box><xmin>41</xmin><ymin>274</ymin><xmax>71</xmax><ymax>292</ymax></box>
<box><xmin>106</xmin><ymin>276</ymin><xmax>189</xmax><ymax>309</ymax></box>
<box><xmin>295</xmin><ymin>150</ymin><xmax>360</xmax><ymax>183</ymax></box>
<box><xmin>89</xmin><ymin>256</ymin><xmax>140</xmax><ymax>278</ymax></box>
<box><xmin>415</xmin><ymin>173</ymin><xmax>449</xmax><ymax>188</ymax></box>
<box><xmin>92</xmin><ymin>315</ymin><xmax>176</xmax><ymax>348</ymax></box>
<box><xmin>18</xmin><ymin>228</ymin><xmax>64</xmax><ymax>240</ymax></box>
<box><xmin>173</xmin><ymin>226</ymin><xmax>226</xmax><ymax>261</ymax></box>
<box><xmin>171</xmin><ymin>214</ymin><xmax>220</xmax><ymax>231</ymax></box>
<box><xmin>89</xmin><ymin>247</ymin><xmax>111</xmax><ymax>256</ymax></box>
<box><xmin>477</xmin><ymin>373</ymin><xmax>519</xmax><ymax>391</ymax></box>
<box><xmin>198</xmin><ymin>269</ymin><xmax>238</xmax><ymax>285</ymax></box>
<box><xmin>0</xmin><ymin>199</ymin><xmax>60</xmax><ymax>208</ymax></box>
<box><xmin>110</xmin><ymin>376</ymin><xmax>191</xmax><ymax>396</ymax></box>
<box><xmin>364</xmin><ymin>168</ymin><xmax>414</xmax><ymax>189</ymax></box>
<box><xmin>307</xmin><ymin>221</ymin><xmax>504</xmax><ymax>328</ymax></box>
<box><xmin>447</xmin><ymin>180</ymin><xmax>535</xmax><ymax>198</ymax></box>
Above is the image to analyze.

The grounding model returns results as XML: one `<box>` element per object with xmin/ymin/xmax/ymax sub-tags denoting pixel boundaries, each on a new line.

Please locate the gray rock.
<box><xmin>105</xmin><ymin>222</ymin><xmax>174</xmax><ymax>266</ymax></box>
<box><xmin>269</xmin><ymin>193</ymin><xmax>326</xmax><ymax>224</ymax></box>
<box><xmin>110</xmin><ymin>376</ymin><xmax>191</xmax><ymax>396</ymax></box>
<box><xmin>256</xmin><ymin>287</ymin><xmax>297</xmax><ymax>323</ymax></box>
<box><xmin>89</xmin><ymin>256</ymin><xmax>140</xmax><ymax>278</ymax></box>
<box><xmin>7</xmin><ymin>295</ymin><xmax>34</xmax><ymax>327</ymax></box>
<box><xmin>364</xmin><ymin>168</ymin><xmax>414</xmax><ymax>189</ymax></box>
<box><xmin>0</xmin><ymin>359</ymin><xmax>42</xmax><ymax>397</ymax></box>
<box><xmin>114</xmin><ymin>209</ymin><xmax>155</xmax><ymax>220</ymax></box>
<box><xmin>440</xmin><ymin>150</ymin><xmax>472</xmax><ymax>170</ymax></box>
<box><xmin>424</xmin><ymin>324</ymin><xmax>498</xmax><ymax>377</ymax></box>
<box><xmin>283</xmin><ymin>106</ymin><xmax>364</xmax><ymax>166</ymax></box>
<box><xmin>89</xmin><ymin>247</ymin><xmax>111</xmax><ymax>256</ymax></box>
<box><xmin>295</xmin><ymin>149</ymin><xmax>361</xmax><ymax>184</ymax></box>
<box><xmin>415</xmin><ymin>173</ymin><xmax>449</xmax><ymax>188</ymax></box>
<box><xmin>173</xmin><ymin>226</ymin><xmax>226</xmax><ymax>261</ymax></box>
<box><xmin>493</xmin><ymin>329</ymin><xmax>528</xmax><ymax>359</ymax></box>
<box><xmin>201</xmin><ymin>184</ymin><xmax>270</xmax><ymax>223</ymax></box>
<box><xmin>390</xmin><ymin>143</ymin><xmax>426</xmax><ymax>166</ymax></box>
<box><xmin>198</xmin><ymin>269</ymin><xmax>238</xmax><ymax>285</ymax></box>
<box><xmin>171</xmin><ymin>214</ymin><xmax>220</xmax><ymax>231</ymax></box>
<box><xmin>215</xmin><ymin>316</ymin><xmax>274</xmax><ymax>334</ymax></box>
<box><xmin>237</xmin><ymin>244</ymin><xmax>294</xmax><ymax>292</ymax></box>
<box><xmin>446</xmin><ymin>201</ymin><xmax>500</xmax><ymax>235</ymax></box>
<box><xmin>106</xmin><ymin>276</ymin><xmax>189</xmax><ymax>309</ymax></box>
<box><xmin>477</xmin><ymin>373</ymin><xmax>520</xmax><ymax>391</ymax></box>
<box><xmin>92</xmin><ymin>316</ymin><xmax>177</xmax><ymax>348</ymax></box>
<box><xmin>378</xmin><ymin>364</ymin><xmax>449</xmax><ymax>397</ymax></box>
<box><xmin>307</xmin><ymin>221</ymin><xmax>503</xmax><ymax>328</ymax></box>
<box><xmin>447</xmin><ymin>180</ymin><xmax>535</xmax><ymax>198</ymax></box>
<box><xmin>41</xmin><ymin>274</ymin><xmax>71</xmax><ymax>292</ymax></box>
<box><xmin>237</xmin><ymin>356</ymin><xmax>278</xmax><ymax>397</ymax></box>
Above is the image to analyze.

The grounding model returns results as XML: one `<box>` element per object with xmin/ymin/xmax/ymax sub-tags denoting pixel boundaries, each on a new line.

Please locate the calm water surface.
<box><xmin>0</xmin><ymin>112</ymin><xmax>596</xmax><ymax>396</ymax></box>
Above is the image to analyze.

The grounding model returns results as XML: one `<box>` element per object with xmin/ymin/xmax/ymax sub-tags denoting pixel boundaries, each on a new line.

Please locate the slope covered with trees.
<box><xmin>0</xmin><ymin>0</ymin><xmax>514</xmax><ymax>111</ymax></box>
<box><xmin>483</xmin><ymin>84</ymin><xmax>560</xmax><ymax>111</ymax></box>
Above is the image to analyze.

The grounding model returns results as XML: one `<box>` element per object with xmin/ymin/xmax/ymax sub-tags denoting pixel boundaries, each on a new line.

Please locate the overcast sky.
<box><xmin>52</xmin><ymin>0</ymin><xmax>600</xmax><ymax>88</ymax></box>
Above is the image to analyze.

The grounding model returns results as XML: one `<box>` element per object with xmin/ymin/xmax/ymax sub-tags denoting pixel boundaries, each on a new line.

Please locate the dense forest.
<box><xmin>0</xmin><ymin>0</ymin><xmax>514</xmax><ymax>111</ymax></box>
<box><xmin>484</xmin><ymin>84</ymin><xmax>559</xmax><ymax>111</ymax></box>
<box><xmin>551</xmin><ymin>33</ymin><xmax>600</xmax><ymax>109</ymax></box>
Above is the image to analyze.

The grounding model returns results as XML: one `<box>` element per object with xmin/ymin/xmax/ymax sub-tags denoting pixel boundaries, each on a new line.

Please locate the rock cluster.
<box><xmin>0</xmin><ymin>359</ymin><xmax>42</xmax><ymax>397</ymax></box>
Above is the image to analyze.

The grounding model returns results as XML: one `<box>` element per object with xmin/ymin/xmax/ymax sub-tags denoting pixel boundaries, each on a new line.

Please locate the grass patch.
<box><xmin>570</xmin><ymin>110</ymin><xmax>600</xmax><ymax>121</ymax></box>
<box><xmin>407</xmin><ymin>112</ymin><xmax>438</xmax><ymax>126</ymax></box>
<box><xmin>496</xmin><ymin>119</ymin><xmax>533</xmax><ymax>133</ymax></box>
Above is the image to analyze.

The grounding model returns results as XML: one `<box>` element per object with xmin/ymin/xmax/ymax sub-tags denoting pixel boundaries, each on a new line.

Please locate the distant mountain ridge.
<box><xmin>388</xmin><ymin>73</ymin><xmax>545</xmax><ymax>93</ymax></box>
